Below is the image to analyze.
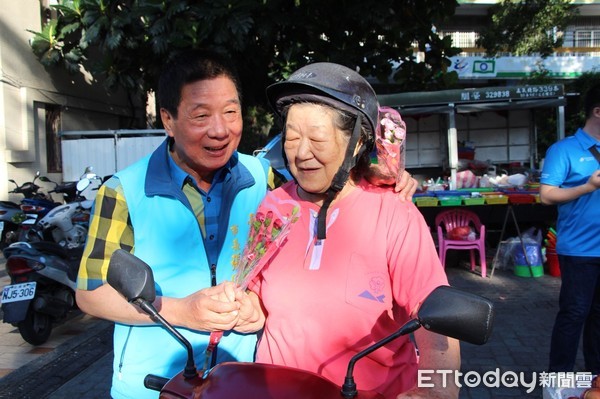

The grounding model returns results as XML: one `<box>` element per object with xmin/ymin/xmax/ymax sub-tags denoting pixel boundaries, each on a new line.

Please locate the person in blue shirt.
<box><xmin>541</xmin><ymin>83</ymin><xmax>600</xmax><ymax>374</ymax></box>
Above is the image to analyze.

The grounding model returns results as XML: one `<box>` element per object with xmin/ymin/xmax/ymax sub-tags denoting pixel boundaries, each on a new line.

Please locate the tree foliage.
<box><xmin>29</xmin><ymin>0</ymin><xmax>462</xmax><ymax>151</ymax></box>
<box><xmin>477</xmin><ymin>0</ymin><xmax>577</xmax><ymax>58</ymax></box>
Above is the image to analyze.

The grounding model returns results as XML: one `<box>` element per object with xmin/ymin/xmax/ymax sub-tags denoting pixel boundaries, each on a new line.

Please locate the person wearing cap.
<box><xmin>541</xmin><ymin>83</ymin><xmax>600</xmax><ymax>375</ymax></box>
<box><xmin>245</xmin><ymin>63</ymin><xmax>460</xmax><ymax>398</ymax></box>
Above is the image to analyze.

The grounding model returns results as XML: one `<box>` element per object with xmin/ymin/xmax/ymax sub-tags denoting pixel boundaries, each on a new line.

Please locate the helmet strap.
<box><xmin>316</xmin><ymin>114</ymin><xmax>364</xmax><ymax>240</ymax></box>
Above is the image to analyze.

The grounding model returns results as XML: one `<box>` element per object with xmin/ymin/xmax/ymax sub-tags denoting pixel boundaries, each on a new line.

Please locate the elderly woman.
<box><xmin>242</xmin><ymin>63</ymin><xmax>459</xmax><ymax>399</ymax></box>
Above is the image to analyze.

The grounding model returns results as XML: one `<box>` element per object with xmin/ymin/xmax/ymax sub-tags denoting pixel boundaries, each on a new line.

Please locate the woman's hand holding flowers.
<box><xmin>233</xmin><ymin>290</ymin><xmax>265</xmax><ymax>333</ymax></box>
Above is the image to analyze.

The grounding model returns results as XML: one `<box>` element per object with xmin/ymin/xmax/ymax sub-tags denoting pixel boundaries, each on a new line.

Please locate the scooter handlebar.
<box><xmin>144</xmin><ymin>374</ymin><xmax>169</xmax><ymax>392</ymax></box>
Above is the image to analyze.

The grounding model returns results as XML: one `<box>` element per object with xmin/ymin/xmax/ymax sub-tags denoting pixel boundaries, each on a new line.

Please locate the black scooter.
<box><xmin>1</xmin><ymin>172</ymin><xmax>58</xmax><ymax>249</ymax></box>
<box><xmin>1</xmin><ymin>241</ymin><xmax>83</xmax><ymax>345</ymax></box>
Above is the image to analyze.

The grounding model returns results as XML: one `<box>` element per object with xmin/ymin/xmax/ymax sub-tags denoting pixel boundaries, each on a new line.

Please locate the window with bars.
<box><xmin>574</xmin><ymin>30</ymin><xmax>600</xmax><ymax>47</ymax></box>
<box><xmin>439</xmin><ymin>28</ymin><xmax>600</xmax><ymax>50</ymax></box>
<box><xmin>439</xmin><ymin>31</ymin><xmax>480</xmax><ymax>48</ymax></box>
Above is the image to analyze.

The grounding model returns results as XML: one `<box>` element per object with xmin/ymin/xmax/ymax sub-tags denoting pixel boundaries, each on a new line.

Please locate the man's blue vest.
<box><xmin>110</xmin><ymin>140</ymin><xmax>268</xmax><ymax>399</ymax></box>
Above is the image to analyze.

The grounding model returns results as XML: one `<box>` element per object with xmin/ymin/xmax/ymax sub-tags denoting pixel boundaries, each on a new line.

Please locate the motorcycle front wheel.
<box><xmin>18</xmin><ymin>308</ymin><xmax>52</xmax><ymax>345</ymax></box>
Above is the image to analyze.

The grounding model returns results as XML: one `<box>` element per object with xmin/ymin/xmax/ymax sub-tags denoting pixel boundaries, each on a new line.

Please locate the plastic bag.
<box><xmin>494</xmin><ymin>238</ymin><xmax>521</xmax><ymax>270</ymax></box>
<box><xmin>494</xmin><ymin>227</ymin><xmax>544</xmax><ymax>271</ymax></box>
<box><xmin>512</xmin><ymin>243</ymin><xmax>543</xmax><ymax>267</ymax></box>
<box><xmin>448</xmin><ymin>226</ymin><xmax>476</xmax><ymax>241</ymax></box>
<box><xmin>508</xmin><ymin>228</ymin><xmax>543</xmax><ymax>267</ymax></box>
<box><xmin>456</xmin><ymin>170</ymin><xmax>478</xmax><ymax>189</ymax></box>
<box><xmin>368</xmin><ymin>107</ymin><xmax>406</xmax><ymax>186</ymax></box>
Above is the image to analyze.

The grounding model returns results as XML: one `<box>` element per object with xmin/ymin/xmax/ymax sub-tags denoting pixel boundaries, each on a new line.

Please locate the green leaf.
<box><xmin>60</xmin><ymin>22</ymin><xmax>82</xmax><ymax>36</ymax></box>
<box><xmin>105</xmin><ymin>28</ymin><xmax>123</xmax><ymax>50</ymax></box>
<box><xmin>64</xmin><ymin>58</ymin><xmax>81</xmax><ymax>74</ymax></box>
<box><xmin>64</xmin><ymin>48</ymin><xmax>83</xmax><ymax>63</ymax></box>
<box><xmin>41</xmin><ymin>49</ymin><xmax>61</xmax><ymax>66</ymax></box>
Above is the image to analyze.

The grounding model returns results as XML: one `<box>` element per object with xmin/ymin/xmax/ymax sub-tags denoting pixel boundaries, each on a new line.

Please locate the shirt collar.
<box><xmin>145</xmin><ymin>137</ymin><xmax>247</xmax><ymax>197</ymax></box>
<box><xmin>575</xmin><ymin>128</ymin><xmax>600</xmax><ymax>149</ymax></box>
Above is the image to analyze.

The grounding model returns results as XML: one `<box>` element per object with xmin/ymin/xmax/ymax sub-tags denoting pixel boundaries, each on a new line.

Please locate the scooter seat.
<box><xmin>30</xmin><ymin>241</ymin><xmax>70</xmax><ymax>258</ymax></box>
<box><xmin>3</xmin><ymin>242</ymin><xmax>83</xmax><ymax>284</ymax></box>
<box><xmin>0</xmin><ymin>200</ymin><xmax>21</xmax><ymax>209</ymax></box>
<box><xmin>30</xmin><ymin>241</ymin><xmax>84</xmax><ymax>261</ymax></box>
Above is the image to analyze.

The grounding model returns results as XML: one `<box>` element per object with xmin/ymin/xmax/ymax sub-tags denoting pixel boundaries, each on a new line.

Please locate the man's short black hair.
<box><xmin>584</xmin><ymin>83</ymin><xmax>600</xmax><ymax>120</ymax></box>
<box><xmin>157</xmin><ymin>49</ymin><xmax>242</xmax><ymax>118</ymax></box>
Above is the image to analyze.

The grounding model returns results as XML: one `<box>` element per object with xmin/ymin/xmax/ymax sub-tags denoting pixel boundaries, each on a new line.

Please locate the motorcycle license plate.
<box><xmin>1</xmin><ymin>282</ymin><xmax>36</xmax><ymax>304</ymax></box>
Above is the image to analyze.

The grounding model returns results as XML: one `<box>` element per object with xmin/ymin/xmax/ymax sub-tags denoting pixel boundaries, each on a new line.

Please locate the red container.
<box><xmin>507</xmin><ymin>193</ymin><xmax>536</xmax><ymax>204</ymax></box>
<box><xmin>458</xmin><ymin>147</ymin><xmax>475</xmax><ymax>160</ymax></box>
<box><xmin>546</xmin><ymin>252</ymin><xmax>561</xmax><ymax>277</ymax></box>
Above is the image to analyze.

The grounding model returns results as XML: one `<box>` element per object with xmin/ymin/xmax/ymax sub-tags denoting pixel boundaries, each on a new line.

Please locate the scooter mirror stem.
<box><xmin>340</xmin><ymin>318</ymin><xmax>422</xmax><ymax>398</ymax></box>
<box><xmin>135</xmin><ymin>299</ymin><xmax>198</xmax><ymax>380</ymax></box>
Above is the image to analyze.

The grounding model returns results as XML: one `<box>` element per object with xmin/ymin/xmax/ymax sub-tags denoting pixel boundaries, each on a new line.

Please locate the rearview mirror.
<box><xmin>76</xmin><ymin>178</ymin><xmax>91</xmax><ymax>193</ymax></box>
<box><xmin>417</xmin><ymin>285</ymin><xmax>494</xmax><ymax>345</ymax></box>
<box><xmin>107</xmin><ymin>249</ymin><xmax>156</xmax><ymax>303</ymax></box>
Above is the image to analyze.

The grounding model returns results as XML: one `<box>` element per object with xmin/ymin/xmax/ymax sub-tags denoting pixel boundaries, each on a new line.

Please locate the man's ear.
<box><xmin>160</xmin><ymin>108</ymin><xmax>175</xmax><ymax>137</ymax></box>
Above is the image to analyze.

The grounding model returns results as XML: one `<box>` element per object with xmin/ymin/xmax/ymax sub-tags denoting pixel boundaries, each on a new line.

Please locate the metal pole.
<box><xmin>447</xmin><ymin>106</ymin><xmax>458</xmax><ymax>190</ymax></box>
<box><xmin>557</xmin><ymin>101</ymin><xmax>565</xmax><ymax>140</ymax></box>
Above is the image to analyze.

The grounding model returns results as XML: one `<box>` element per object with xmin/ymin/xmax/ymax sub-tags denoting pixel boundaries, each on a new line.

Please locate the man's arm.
<box><xmin>540</xmin><ymin>170</ymin><xmax>600</xmax><ymax>205</ymax></box>
<box><xmin>76</xmin><ymin>284</ymin><xmax>242</xmax><ymax>331</ymax></box>
<box><xmin>75</xmin><ymin>178</ymin><xmax>241</xmax><ymax>332</ymax></box>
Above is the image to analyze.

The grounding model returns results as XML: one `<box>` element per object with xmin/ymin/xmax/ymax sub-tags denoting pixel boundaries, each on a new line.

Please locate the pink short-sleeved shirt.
<box><xmin>250</xmin><ymin>180</ymin><xmax>449</xmax><ymax>397</ymax></box>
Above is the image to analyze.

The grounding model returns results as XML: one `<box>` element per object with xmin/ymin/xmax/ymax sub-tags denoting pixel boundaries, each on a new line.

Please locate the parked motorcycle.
<box><xmin>1</xmin><ymin>241</ymin><xmax>83</xmax><ymax>345</ymax></box>
<box><xmin>107</xmin><ymin>249</ymin><xmax>495</xmax><ymax>399</ymax></box>
<box><xmin>19</xmin><ymin>168</ymin><xmax>101</xmax><ymax>249</ymax></box>
<box><xmin>0</xmin><ymin>200</ymin><xmax>25</xmax><ymax>250</ymax></box>
<box><xmin>1</xmin><ymin>172</ymin><xmax>58</xmax><ymax>249</ymax></box>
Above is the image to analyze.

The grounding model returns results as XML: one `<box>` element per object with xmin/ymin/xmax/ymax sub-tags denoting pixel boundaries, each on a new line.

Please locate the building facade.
<box><xmin>0</xmin><ymin>0</ymin><xmax>145</xmax><ymax>200</ymax></box>
<box><xmin>446</xmin><ymin>0</ymin><xmax>600</xmax><ymax>83</ymax></box>
<box><xmin>392</xmin><ymin>0</ymin><xmax>600</xmax><ymax>183</ymax></box>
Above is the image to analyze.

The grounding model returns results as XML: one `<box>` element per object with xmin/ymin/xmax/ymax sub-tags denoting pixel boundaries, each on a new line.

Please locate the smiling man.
<box><xmin>75</xmin><ymin>50</ymin><xmax>269</xmax><ymax>399</ymax></box>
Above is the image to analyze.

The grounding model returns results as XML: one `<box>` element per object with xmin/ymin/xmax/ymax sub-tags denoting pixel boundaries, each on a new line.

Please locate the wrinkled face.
<box><xmin>161</xmin><ymin>76</ymin><xmax>242</xmax><ymax>183</ymax></box>
<box><xmin>284</xmin><ymin>103</ymin><xmax>349</xmax><ymax>194</ymax></box>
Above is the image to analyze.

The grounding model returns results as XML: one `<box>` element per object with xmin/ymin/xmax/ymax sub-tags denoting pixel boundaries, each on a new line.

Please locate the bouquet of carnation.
<box><xmin>204</xmin><ymin>192</ymin><xmax>300</xmax><ymax>371</ymax></box>
<box><xmin>231</xmin><ymin>194</ymin><xmax>300</xmax><ymax>289</ymax></box>
<box><xmin>369</xmin><ymin>106</ymin><xmax>406</xmax><ymax>186</ymax></box>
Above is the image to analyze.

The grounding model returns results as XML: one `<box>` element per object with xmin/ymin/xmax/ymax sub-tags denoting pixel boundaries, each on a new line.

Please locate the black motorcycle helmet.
<box><xmin>266</xmin><ymin>62</ymin><xmax>379</xmax><ymax>239</ymax></box>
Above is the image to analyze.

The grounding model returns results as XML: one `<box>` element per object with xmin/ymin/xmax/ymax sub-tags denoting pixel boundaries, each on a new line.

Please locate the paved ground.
<box><xmin>0</xmin><ymin>254</ymin><xmax>585</xmax><ymax>399</ymax></box>
<box><xmin>448</xmin><ymin>261</ymin><xmax>583</xmax><ymax>398</ymax></box>
<box><xmin>0</xmin><ymin>260</ymin><xmax>113</xmax><ymax>399</ymax></box>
